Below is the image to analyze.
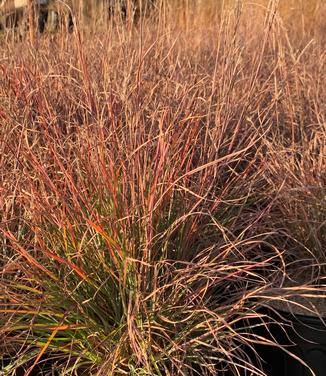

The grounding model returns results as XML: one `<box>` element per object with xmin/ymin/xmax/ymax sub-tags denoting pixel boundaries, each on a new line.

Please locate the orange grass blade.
<box><xmin>42</xmin><ymin>248</ymin><xmax>89</xmax><ymax>281</ymax></box>
<box><xmin>0</xmin><ymin>309</ymin><xmax>63</xmax><ymax>317</ymax></box>
<box><xmin>1</xmin><ymin>230</ymin><xmax>57</xmax><ymax>280</ymax></box>
<box><xmin>25</xmin><ymin>329</ymin><xmax>58</xmax><ymax>376</ymax></box>
<box><xmin>86</xmin><ymin>219</ymin><xmax>123</xmax><ymax>266</ymax></box>
<box><xmin>36</xmin><ymin>237</ymin><xmax>89</xmax><ymax>281</ymax></box>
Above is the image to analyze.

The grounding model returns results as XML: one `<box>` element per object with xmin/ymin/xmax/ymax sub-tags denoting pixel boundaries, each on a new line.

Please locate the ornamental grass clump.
<box><xmin>259</xmin><ymin>15</ymin><xmax>326</xmax><ymax>282</ymax></box>
<box><xmin>264</xmin><ymin>140</ymin><xmax>326</xmax><ymax>282</ymax></box>
<box><xmin>0</xmin><ymin>1</ymin><xmax>325</xmax><ymax>375</ymax></box>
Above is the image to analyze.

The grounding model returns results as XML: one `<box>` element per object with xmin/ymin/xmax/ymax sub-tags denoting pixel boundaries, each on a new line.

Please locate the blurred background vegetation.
<box><xmin>76</xmin><ymin>0</ymin><xmax>325</xmax><ymax>40</ymax></box>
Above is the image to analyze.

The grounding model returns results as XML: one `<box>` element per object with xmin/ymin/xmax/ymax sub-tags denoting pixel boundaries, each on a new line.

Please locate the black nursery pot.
<box><xmin>253</xmin><ymin>308</ymin><xmax>326</xmax><ymax>376</ymax></box>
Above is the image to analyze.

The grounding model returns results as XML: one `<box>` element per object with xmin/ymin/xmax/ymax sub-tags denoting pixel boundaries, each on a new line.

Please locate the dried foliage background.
<box><xmin>0</xmin><ymin>0</ymin><xmax>325</xmax><ymax>375</ymax></box>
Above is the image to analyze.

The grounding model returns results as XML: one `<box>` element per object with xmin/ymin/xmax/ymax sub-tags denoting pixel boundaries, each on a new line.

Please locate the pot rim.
<box><xmin>266</xmin><ymin>306</ymin><xmax>326</xmax><ymax>329</ymax></box>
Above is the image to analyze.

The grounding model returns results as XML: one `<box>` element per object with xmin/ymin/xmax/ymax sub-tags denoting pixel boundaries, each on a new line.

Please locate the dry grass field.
<box><xmin>0</xmin><ymin>0</ymin><xmax>325</xmax><ymax>375</ymax></box>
